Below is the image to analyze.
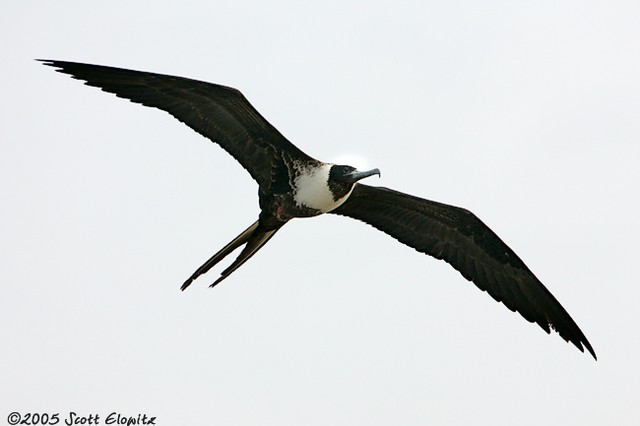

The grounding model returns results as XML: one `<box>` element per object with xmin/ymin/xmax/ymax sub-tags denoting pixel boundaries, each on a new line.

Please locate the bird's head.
<box><xmin>328</xmin><ymin>164</ymin><xmax>381</xmax><ymax>200</ymax></box>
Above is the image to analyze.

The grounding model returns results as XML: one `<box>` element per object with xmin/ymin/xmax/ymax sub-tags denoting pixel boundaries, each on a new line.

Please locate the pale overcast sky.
<box><xmin>2</xmin><ymin>1</ymin><xmax>639</xmax><ymax>425</ymax></box>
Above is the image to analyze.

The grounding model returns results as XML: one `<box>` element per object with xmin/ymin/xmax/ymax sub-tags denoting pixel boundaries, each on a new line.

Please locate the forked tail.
<box><xmin>180</xmin><ymin>220</ymin><xmax>282</xmax><ymax>290</ymax></box>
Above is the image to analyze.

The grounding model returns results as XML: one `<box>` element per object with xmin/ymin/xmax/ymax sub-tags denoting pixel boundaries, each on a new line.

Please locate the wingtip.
<box><xmin>570</xmin><ymin>336</ymin><xmax>597</xmax><ymax>360</ymax></box>
<box><xmin>37</xmin><ymin>59</ymin><xmax>73</xmax><ymax>74</ymax></box>
<box><xmin>36</xmin><ymin>59</ymin><xmax>56</xmax><ymax>66</ymax></box>
<box><xmin>584</xmin><ymin>342</ymin><xmax>598</xmax><ymax>361</ymax></box>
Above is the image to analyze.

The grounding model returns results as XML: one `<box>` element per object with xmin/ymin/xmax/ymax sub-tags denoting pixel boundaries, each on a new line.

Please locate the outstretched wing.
<box><xmin>39</xmin><ymin>60</ymin><xmax>314</xmax><ymax>190</ymax></box>
<box><xmin>331</xmin><ymin>184</ymin><xmax>596</xmax><ymax>359</ymax></box>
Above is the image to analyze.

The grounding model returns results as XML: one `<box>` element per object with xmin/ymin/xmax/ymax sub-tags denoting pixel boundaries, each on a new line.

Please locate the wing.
<box><xmin>39</xmin><ymin>60</ymin><xmax>314</xmax><ymax>190</ymax></box>
<box><xmin>331</xmin><ymin>184</ymin><xmax>596</xmax><ymax>359</ymax></box>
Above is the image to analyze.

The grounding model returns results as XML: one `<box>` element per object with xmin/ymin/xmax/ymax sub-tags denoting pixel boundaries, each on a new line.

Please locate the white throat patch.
<box><xmin>293</xmin><ymin>163</ymin><xmax>351</xmax><ymax>213</ymax></box>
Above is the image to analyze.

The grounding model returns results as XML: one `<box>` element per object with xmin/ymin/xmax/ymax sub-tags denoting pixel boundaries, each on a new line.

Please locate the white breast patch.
<box><xmin>293</xmin><ymin>163</ymin><xmax>352</xmax><ymax>213</ymax></box>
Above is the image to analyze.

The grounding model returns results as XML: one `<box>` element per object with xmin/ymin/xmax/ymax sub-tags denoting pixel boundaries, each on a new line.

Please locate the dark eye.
<box><xmin>341</xmin><ymin>165</ymin><xmax>355</xmax><ymax>175</ymax></box>
<box><xmin>329</xmin><ymin>164</ymin><xmax>356</xmax><ymax>181</ymax></box>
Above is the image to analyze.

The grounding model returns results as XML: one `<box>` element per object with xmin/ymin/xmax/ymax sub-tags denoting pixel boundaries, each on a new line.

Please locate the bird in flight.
<box><xmin>40</xmin><ymin>60</ymin><xmax>596</xmax><ymax>359</ymax></box>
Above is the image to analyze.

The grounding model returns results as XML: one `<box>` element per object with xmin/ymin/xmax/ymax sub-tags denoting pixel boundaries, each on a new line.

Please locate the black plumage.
<box><xmin>40</xmin><ymin>59</ymin><xmax>596</xmax><ymax>359</ymax></box>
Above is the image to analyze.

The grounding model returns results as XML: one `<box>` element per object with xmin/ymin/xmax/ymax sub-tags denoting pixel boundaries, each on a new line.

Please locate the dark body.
<box><xmin>40</xmin><ymin>60</ymin><xmax>596</xmax><ymax>359</ymax></box>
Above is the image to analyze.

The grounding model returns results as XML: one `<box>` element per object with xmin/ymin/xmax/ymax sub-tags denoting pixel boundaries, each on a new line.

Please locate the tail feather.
<box><xmin>180</xmin><ymin>220</ymin><xmax>283</xmax><ymax>290</ymax></box>
<box><xmin>181</xmin><ymin>221</ymin><xmax>259</xmax><ymax>291</ymax></box>
<box><xmin>210</xmin><ymin>226</ymin><xmax>281</xmax><ymax>288</ymax></box>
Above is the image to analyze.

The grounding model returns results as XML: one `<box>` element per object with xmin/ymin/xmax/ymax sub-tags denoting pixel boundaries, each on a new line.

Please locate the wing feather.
<box><xmin>331</xmin><ymin>184</ymin><xmax>596</xmax><ymax>359</ymax></box>
<box><xmin>39</xmin><ymin>60</ymin><xmax>314</xmax><ymax>190</ymax></box>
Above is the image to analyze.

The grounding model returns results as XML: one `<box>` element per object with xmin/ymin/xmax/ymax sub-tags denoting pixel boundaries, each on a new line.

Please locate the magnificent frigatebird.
<box><xmin>40</xmin><ymin>59</ymin><xmax>596</xmax><ymax>359</ymax></box>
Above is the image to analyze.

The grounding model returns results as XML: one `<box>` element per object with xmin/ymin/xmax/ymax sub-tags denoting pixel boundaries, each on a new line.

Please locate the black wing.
<box><xmin>39</xmin><ymin>60</ymin><xmax>314</xmax><ymax>190</ymax></box>
<box><xmin>331</xmin><ymin>184</ymin><xmax>596</xmax><ymax>359</ymax></box>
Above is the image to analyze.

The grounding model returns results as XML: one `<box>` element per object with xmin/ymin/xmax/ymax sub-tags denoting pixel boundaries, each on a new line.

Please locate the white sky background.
<box><xmin>1</xmin><ymin>1</ymin><xmax>639</xmax><ymax>424</ymax></box>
